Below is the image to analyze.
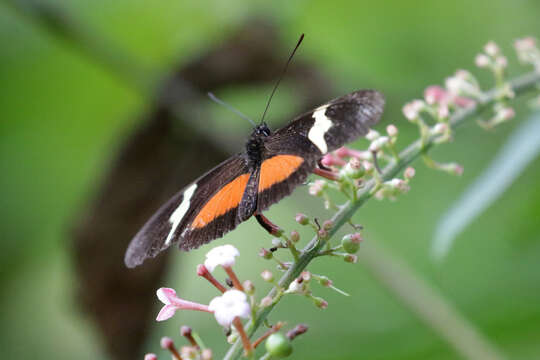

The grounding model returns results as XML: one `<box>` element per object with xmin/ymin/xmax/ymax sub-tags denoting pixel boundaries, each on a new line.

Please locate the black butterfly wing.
<box><xmin>256</xmin><ymin>89</ymin><xmax>385</xmax><ymax>212</ymax></box>
<box><xmin>124</xmin><ymin>154</ymin><xmax>250</xmax><ymax>268</ymax></box>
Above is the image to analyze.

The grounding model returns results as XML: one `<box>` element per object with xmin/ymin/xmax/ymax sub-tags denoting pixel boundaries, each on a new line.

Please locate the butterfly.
<box><xmin>124</xmin><ymin>89</ymin><xmax>384</xmax><ymax>268</ymax></box>
<box><xmin>124</xmin><ymin>34</ymin><xmax>384</xmax><ymax>268</ymax></box>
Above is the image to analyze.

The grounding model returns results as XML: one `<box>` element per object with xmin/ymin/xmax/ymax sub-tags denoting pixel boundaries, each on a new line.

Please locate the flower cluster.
<box><xmin>310</xmin><ymin>126</ymin><xmax>416</xmax><ymax>203</ymax></box>
<box><xmin>145</xmin><ymin>244</ymin><xmax>309</xmax><ymax>359</ymax></box>
<box><xmin>515</xmin><ymin>37</ymin><xmax>540</xmax><ymax>72</ymax></box>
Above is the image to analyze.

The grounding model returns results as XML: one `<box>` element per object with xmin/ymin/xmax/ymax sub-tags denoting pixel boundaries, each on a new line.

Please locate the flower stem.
<box><xmin>223</xmin><ymin>70</ymin><xmax>540</xmax><ymax>360</ymax></box>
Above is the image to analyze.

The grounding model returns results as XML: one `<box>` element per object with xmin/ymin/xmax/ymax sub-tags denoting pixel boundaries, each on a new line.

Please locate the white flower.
<box><xmin>484</xmin><ymin>41</ymin><xmax>499</xmax><ymax>56</ymax></box>
<box><xmin>208</xmin><ymin>290</ymin><xmax>251</xmax><ymax>327</ymax></box>
<box><xmin>475</xmin><ymin>54</ymin><xmax>490</xmax><ymax>68</ymax></box>
<box><xmin>431</xmin><ymin>123</ymin><xmax>448</xmax><ymax>135</ymax></box>
<box><xmin>402</xmin><ymin>100</ymin><xmax>425</xmax><ymax>121</ymax></box>
<box><xmin>365</xmin><ymin>129</ymin><xmax>380</xmax><ymax>141</ymax></box>
<box><xmin>387</xmin><ymin>178</ymin><xmax>410</xmax><ymax>192</ymax></box>
<box><xmin>286</xmin><ymin>279</ymin><xmax>305</xmax><ymax>294</ymax></box>
<box><xmin>368</xmin><ymin>136</ymin><xmax>389</xmax><ymax>152</ymax></box>
<box><xmin>386</xmin><ymin>124</ymin><xmax>398</xmax><ymax>137</ymax></box>
<box><xmin>204</xmin><ymin>244</ymin><xmax>240</xmax><ymax>272</ymax></box>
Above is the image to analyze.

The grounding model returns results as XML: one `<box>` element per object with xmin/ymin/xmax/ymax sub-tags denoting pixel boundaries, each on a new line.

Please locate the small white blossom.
<box><xmin>386</xmin><ymin>178</ymin><xmax>410</xmax><ymax>193</ymax></box>
<box><xmin>484</xmin><ymin>41</ymin><xmax>500</xmax><ymax>56</ymax></box>
<box><xmin>437</xmin><ymin>104</ymin><xmax>449</xmax><ymax>119</ymax></box>
<box><xmin>271</xmin><ymin>238</ymin><xmax>282</xmax><ymax>247</ymax></box>
<box><xmin>208</xmin><ymin>290</ymin><xmax>250</xmax><ymax>328</ymax></box>
<box><xmin>369</xmin><ymin>136</ymin><xmax>389</xmax><ymax>152</ymax></box>
<box><xmin>475</xmin><ymin>54</ymin><xmax>490</xmax><ymax>68</ymax></box>
<box><xmin>204</xmin><ymin>244</ymin><xmax>240</xmax><ymax>272</ymax></box>
<box><xmin>386</xmin><ymin>124</ymin><xmax>398</xmax><ymax>137</ymax></box>
<box><xmin>404</xmin><ymin>167</ymin><xmax>416</xmax><ymax>180</ymax></box>
<box><xmin>402</xmin><ymin>100</ymin><xmax>425</xmax><ymax>121</ymax></box>
<box><xmin>308</xmin><ymin>179</ymin><xmax>326</xmax><ymax>196</ymax></box>
<box><xmin>365</xmin><ymin>129</ymin><xmax>380</xmax><ymax>141</ymax></box>
<box><xmin>432</xmin><ymin>123</ymin><xmax>448</xmax><ymax>135</ymax></box>
<box><xmin>286</xmin><ymin>279</ymin><xmax>305</xmax><ymax>294</ymax></box>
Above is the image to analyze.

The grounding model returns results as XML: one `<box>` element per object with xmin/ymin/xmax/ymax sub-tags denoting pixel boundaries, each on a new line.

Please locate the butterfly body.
<box><xmin>125</xmin><ymin>90</ymin><xmax>384</xmax><ymax>268</ymax></box>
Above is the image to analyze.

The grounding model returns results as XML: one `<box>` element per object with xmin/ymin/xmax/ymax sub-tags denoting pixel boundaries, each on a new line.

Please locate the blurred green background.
<box><xmin>1</xmin><ymin>0</ymin><xmax>540</xmax><ymax>359</ymax></box>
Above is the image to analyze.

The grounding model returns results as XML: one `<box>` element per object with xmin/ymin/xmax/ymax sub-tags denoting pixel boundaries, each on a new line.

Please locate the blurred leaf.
<box><xmin>432</xmin><ymin>112</ymin><xmax>540</xmax><ymax>260</ymax></box>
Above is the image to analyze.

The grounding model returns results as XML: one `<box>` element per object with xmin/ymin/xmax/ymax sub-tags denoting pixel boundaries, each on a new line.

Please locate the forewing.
<box><xmin>269</xmin><ymin>89</ymin><xmax>385</xmax><ymax>155</ymax></box>
<box><xmin>124</xmin><ymin>155</ymin><xmax>249</xmax><ymax>268</ymax></box>
<box><xmin>257</xmin><ymin>90</ymin><xmax>384</xmax><ymax>212</ymax></box>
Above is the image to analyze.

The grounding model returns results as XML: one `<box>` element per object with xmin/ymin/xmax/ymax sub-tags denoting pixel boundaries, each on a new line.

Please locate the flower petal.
<box><xmin>209</xmin><ymin>290</ymin><xmax>250</xmax><ymax>327</ymax></box>
<box><xmin>204</xmin><ymin>245</ymin><xmax>240</xmax><ymax>272</ymax></box>
<box><xmin>156</xmin><ymin>304</ymin><xmax>177</xmax><ymax>321</ymax></box>
<box><xmin>156</xmin><ymin>287</ymin><xmax>177</xmax><ymax>305</ymax></box>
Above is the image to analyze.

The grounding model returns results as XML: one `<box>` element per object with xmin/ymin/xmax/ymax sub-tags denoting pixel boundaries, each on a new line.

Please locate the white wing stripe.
<box><xmin>308</xmin><ymin>105</ymin><xmax>333</xmax><ymax>154</ymax></box>
<box><xmin>165</xmin><ymin>183</ymin><xmax>197</xmax><ymax>246</ymax></box>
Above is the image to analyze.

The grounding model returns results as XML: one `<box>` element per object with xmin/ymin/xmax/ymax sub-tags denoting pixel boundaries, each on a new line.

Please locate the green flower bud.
<box><xmin>295</xmin><ymin>213</ymin><xmax>309</xmax><ymax>225</ymax></box>
<box><xmin>265</xmin><ymin>332</ymin><xmax>293</xmax><ymax>358</ymax></box>
<box><xmin>259</xmin><ymin>248</ymin><xmax>273</xmax><ymax>260</ymax></box>
<box><xmin>341</xmin><ymin>233</ymin><xmax>362</xmax><ymax>254</ymax></box>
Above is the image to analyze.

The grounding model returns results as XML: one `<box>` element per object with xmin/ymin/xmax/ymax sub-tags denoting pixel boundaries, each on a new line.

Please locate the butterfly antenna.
<box><xmin>260</xmin><ymin>33</ymin><xmax>305</xmax><ymax>124</ymax></box>
<box><xmin>207</xmin><ymin>92</ymin><xmax>256</xmax><ymax>127</ymax></box>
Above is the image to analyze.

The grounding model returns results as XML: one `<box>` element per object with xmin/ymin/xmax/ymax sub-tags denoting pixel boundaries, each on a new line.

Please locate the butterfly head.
<box><xmin>254</xmin><ymin>123</ymin><xmax>271</xmax><ymax>137</ymax></box>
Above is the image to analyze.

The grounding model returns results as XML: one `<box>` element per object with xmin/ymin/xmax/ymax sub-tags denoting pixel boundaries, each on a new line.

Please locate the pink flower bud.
<box><xmin>201</xmin><ymin>349</ymin><xmax>213</xmax><ymax>360</ymax></box>
<box><xmin>290</xmin><ymin>230</ymin><xmax>300</xmax><ymax>243</ymax></box>
<box><xmin>424</xmin><ymin>86</ymin><xmax>447</xmax><ymax>105</ymax></box>
<box><xmin>301</xmin><ymin>271</ymin><xmax>312</xmax><ymax>282</ymax></box>
<box><xmin>144</xmin><ymin>354</ymin><xmax>157</xmax><ymax>360</ymax></box>
<box><xmin>362</xmin><ymin>161</ymin><xmax>373</xmax><ymax>172</ymax></box>
<box><xmin>259</xmin><ymin>248</ymin><xmax>273</xmax><ymax>260</ymax></box>
<box><xmin>323</xmin><ymin>220</ymin><xmax>333</xmax><ymax>230</ymax></box>
<box><xmin>260</xmin><ymin>296</ymin><xmax>273</xmax><ymax>307</ymax></box>
<box><xmin>404</xmin><ymin>167</ymin><xmax>416</xmax><ymax>180</ymax></box>
<box><xmin>313</xmin><ymin>296</ymin><xmax>328</xmax><ymax>309</ymax></box>
<box><xmin>308</xmin><ymin>180</ymin><xmax>326</xmax><ymax>196</ymax></box>
<box><xmin>402</xmin><ymin>100</ymin><xmax>424</xmax><ymax>121</ymax></box>
<box><xmin>180</xmin><ymin>326</ymin><xmax>192</xmax><ymax>337</ymax></box>
<box><xmin>243</xmin><ymin>280</ymin><xmax>255</xmax><ymax>294</ymax></box>
<box><xmin>318</xmin><ymin>228</ymin><xmax>328</xmax><ymax>239</ymax></box>
<box><xmin>344</xmin><ymin>254</ymin><xmax>358</xmax><ymax>263</ymax></box>
<box><xmin>437</xmin><ymin>104</ymin><xmax>449</xmax><ymax>119</ymax></box>
<box><xmin>335</xmin><ymin>147</ymin><xmax>349</xmax><ymax>158</ymax></box>
<box><xmin>295</xmin><ymin>213</ymin><xmax>308</xmax><ymax>225</ymax></box>
<box><xmin>181</xmin><ymin>346</ymin><xmax>197</xmax><ymax>359</ymax></box>
<box><xmin>449</xmin><ymin>163</ymin><xmax>464</xmax><ymax>176</ymax></box>
<box><xmin>514</xmin><ymin>37</ymin><xmax>536</xmax><ymax>52</ymax></box>
<box><xmin>196</xmin><ymin>264</ymin><xmax>209</xmax><ymax>277</ymax></box>
<box><xmin>500</xmin><ymin>107</ymin><xmax>515</xmax><ymax>120</ymax></box>
<box><xmin>160</xmin><ymin>337</ymin><xmax>174</xmax><ymax>349</ymax></box>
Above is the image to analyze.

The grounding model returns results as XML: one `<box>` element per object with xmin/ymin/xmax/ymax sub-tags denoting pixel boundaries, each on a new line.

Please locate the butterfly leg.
<box><xmin>255</xmin><ymin>213</ymin><xmax>282</xmax><ymax>235</ymax></box>
<box><xmin>317</xmin><ymin>158</ymin><xmax>332</xmax><ymax>171</ymax></box>
<box><xmin>371</xmin><ymin>151</ymin><xmax>383</xmax><ymax>175</ymax></box>
<box><xmin>313</xmin><ymin>167</ymin><xmax>340</xmax><ymax>181</ymax></box>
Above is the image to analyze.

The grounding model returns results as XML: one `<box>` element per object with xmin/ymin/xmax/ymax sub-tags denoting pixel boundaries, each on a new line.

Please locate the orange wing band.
<box><xmin>191</xmin><ymin>174</ymin><xmax>250</xmax><ymax>229</ymax></box>
<box><xmin>258</xmin><ymin>155</ymin><xmax>304</xmax><ymax>192</ymax></box>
